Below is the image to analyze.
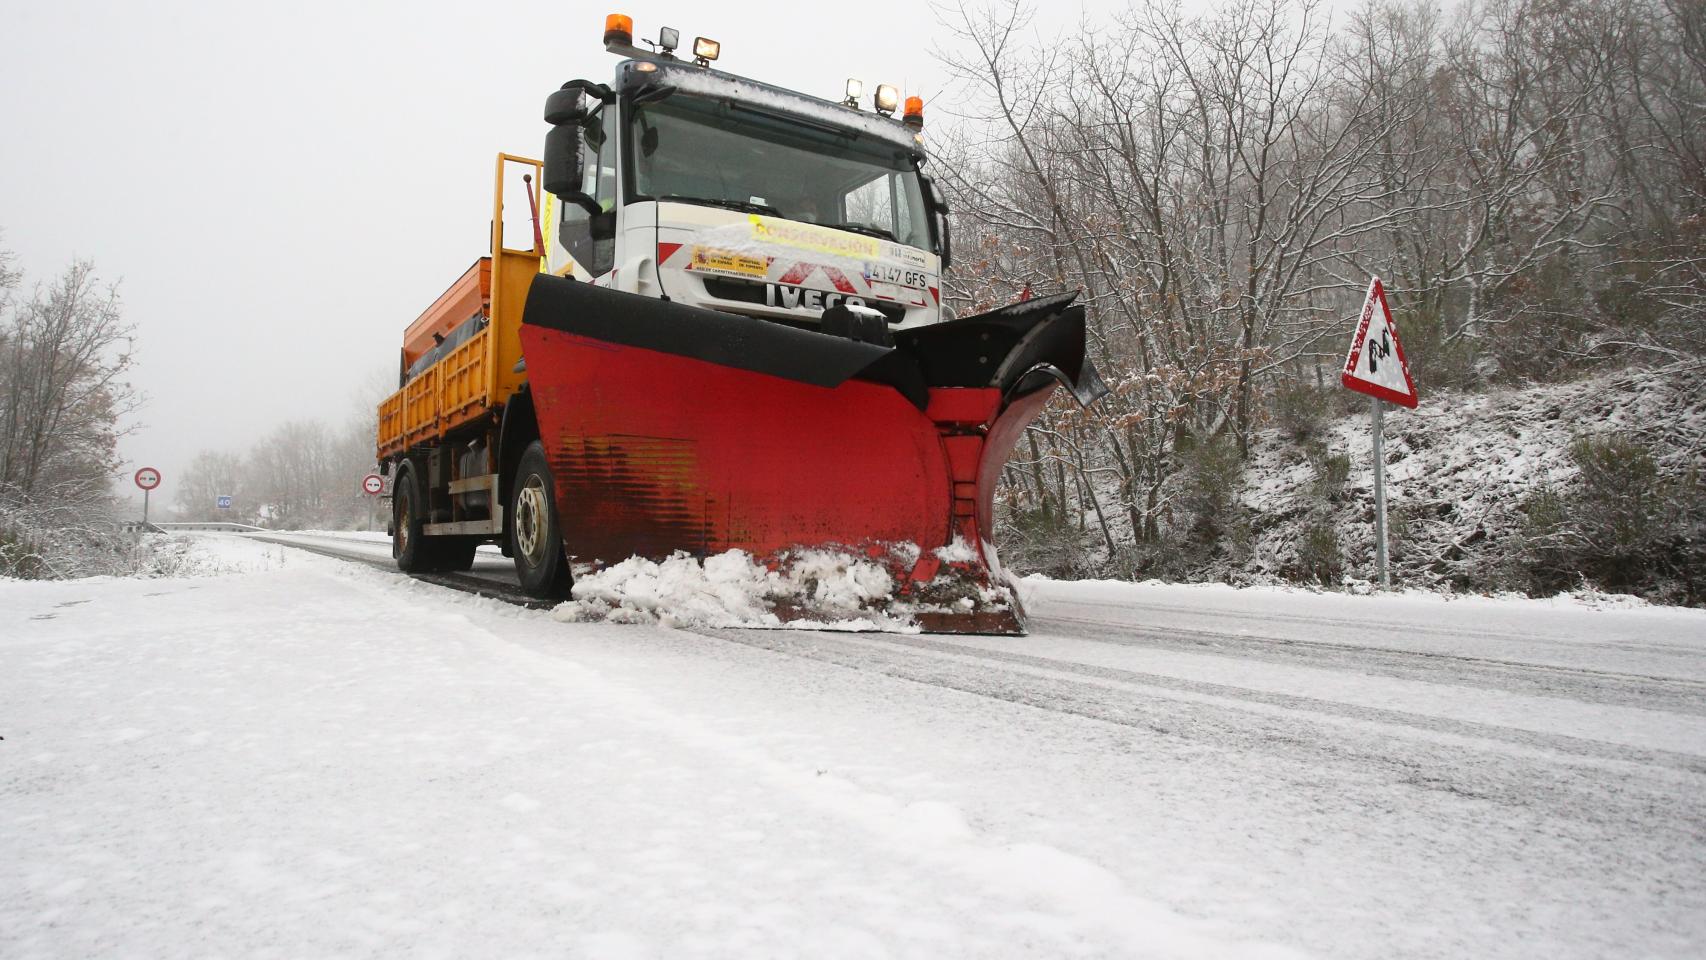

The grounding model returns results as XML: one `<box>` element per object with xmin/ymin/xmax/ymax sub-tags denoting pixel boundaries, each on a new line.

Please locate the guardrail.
<box><xmin>121</xmin><ymin>521</ymin><xmax>269</xmax><ymax>533</ymax></box>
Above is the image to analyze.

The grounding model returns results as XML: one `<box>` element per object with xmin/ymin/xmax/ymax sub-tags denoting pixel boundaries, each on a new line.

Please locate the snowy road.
<box><xmin>4</xmin><ymin>533</ymin><xmax>1704</xmax><ymax>958</ymax></box>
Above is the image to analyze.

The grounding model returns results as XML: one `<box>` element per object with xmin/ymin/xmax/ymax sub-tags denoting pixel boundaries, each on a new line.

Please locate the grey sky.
<box><xmin>1</xmin><ymin>0</ymin><xmax>1197</xmax><ymax>507</ymax></box>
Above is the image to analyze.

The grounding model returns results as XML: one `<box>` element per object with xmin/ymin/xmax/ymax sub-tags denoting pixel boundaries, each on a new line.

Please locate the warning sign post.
<box><xmin>1341</xmin><ymin>278</ymin><xmax>1417</xmax><ymax>590</ymax></box>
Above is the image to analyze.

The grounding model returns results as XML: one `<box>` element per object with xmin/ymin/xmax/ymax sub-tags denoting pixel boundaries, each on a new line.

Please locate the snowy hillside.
<box><xmin>1236</xmin><ymin>362</ymin><xmax>1706</xmax><ymax>597</ymax></box>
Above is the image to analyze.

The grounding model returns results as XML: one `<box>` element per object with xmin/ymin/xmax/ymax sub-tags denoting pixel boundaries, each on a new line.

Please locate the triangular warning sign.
<box><xmin>1341</xmin><ymin>277</ymin><xmax>1418</xmax><ymax>408</ymax></box>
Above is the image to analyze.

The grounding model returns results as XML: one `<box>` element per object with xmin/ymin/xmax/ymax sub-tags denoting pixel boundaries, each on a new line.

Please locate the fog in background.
<box><xmin>2</xmin><ymin>0</ymin><xmax>1020</xmax><ymax>507</ymax></box>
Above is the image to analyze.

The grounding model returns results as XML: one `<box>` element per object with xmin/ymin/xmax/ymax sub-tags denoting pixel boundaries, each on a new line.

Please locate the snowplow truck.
<box><xmin>374</xmin><ymin>16</ymin><xmax>1105</xmax><ymax>633</ymax></box>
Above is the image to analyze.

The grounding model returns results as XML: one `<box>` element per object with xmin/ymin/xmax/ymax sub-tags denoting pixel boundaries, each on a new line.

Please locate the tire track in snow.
<box><xmin>691</xmin><ymin>625</ymin><xmax>1706</xmax><ymax>831</ymax></box>
<box><xmin>1040</xmin><ymin>595</ymin><xmax>1703</xmax><ymax>657</ymax></box>
<box><xmin>244</xmin><ymin>534</ymin><xmax>551</xmax><ymax>608</ymax></box>
<box><xmin>1030</xmin><ymin>613</ymin><xmax>1706</xmax><ymax>716</ymax></box>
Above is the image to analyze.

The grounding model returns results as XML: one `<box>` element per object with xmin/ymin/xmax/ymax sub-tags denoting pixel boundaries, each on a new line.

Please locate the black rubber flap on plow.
<box><xmin>522</xmin><ymin>273</ymin><xmax>892</xmax><ymax>389</ymax></box>
<box><xmin>894</xmin><ymin>292</ymin><xmax>1110</xmax><ymax>407</ymax></box>
<box><xmin>522</xmin><ymin>275</ymin><xmax>1107</xmax><ymax>409</ymax></box>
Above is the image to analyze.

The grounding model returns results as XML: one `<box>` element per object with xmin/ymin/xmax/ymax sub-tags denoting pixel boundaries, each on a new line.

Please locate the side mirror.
<box><xmin>543</xmin><ymin>79</ymin><xmax>611</xmax><ymax>124</ymax></box>
<box><xmin>542</xmin><ymin>123</ymin><xmax>584</xmax><ymax>198</ymax></box>
<box><xmin>542</xmin><ymin>79</ymin><xmax>612</xmax><ymax>208</ymax></box>
<box><xmin>926</xmin><ymin>178</ymin><xmax>950</xmax><ymax>215</ymax></box>
<box><xmin>919</xmin><ymin>174</ymin><xmax>952</xmax><ymax>269</ymax></box>
<box><xmin>544</xmin><ymin>86</ymin><xmax>587</xmax><ymax>125</ymax></box>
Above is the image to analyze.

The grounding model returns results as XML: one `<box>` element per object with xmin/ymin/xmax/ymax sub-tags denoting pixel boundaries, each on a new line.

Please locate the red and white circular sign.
<box><xmin>361</xmin><ymin>473</ymin><xmax>384</xmax><ymax>495</ymax></box>
<box><xmin>134</xmin><ymin>467</ymin><xmax>161</xmax><ymax>491</ymax></box>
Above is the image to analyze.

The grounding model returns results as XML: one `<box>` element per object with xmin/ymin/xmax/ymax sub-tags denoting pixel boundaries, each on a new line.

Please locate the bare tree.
<box><xmin>930</xmin><ymin>0</ymin><xmax>1702</xmax><ymax>580</ymax></box>
<box><xmin>0</xmin><ymin>257</ymin><xmax>139</xmax><ymax>501</ymax></box>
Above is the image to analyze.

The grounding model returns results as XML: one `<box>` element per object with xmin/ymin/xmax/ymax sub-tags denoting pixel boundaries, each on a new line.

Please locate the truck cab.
<box><xmin>541</xmin><ymin>30</ymin><xmax>951</xmax><ymax>334</ymax></box>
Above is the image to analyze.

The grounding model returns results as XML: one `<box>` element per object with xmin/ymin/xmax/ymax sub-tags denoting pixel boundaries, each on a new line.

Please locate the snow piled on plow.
<box><xmin>550</xmin><ymin>544</ymin><xmax>1015</xmax><ymax>632</ymax></box>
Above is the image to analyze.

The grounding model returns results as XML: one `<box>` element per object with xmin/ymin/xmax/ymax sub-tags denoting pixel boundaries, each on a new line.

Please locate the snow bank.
<box><xmin>553</xmin><ymin>548</ymin><xmax>915</xmax><ymax>631</ymax></box>
<box><xmin>170</xmin><ymin>532</ymin><xmax>289</xmax><ymax>575</ymax></box>
<box><xmin>0</xmin><ymin>530</ymin><xmax>286</xmax><ymax>584</ymax></box>
<box><xmin>552</xmin><ymin>543</ymin><xmax>1017</xmax><ymax>632</ymax></box>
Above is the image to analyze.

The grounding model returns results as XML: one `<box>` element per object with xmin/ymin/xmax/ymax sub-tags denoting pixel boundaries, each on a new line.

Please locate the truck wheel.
<box><xmin>511</xmin><ymin>441</ymin><xmax>570</xmax><ymax>598</ymax></box>
<box><xmin>393</xmin><ymin>466</ymin><xmax>437</xmax><ymax>572</ymax></box>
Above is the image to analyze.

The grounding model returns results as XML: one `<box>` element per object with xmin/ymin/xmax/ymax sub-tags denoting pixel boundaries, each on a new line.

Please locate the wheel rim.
<box><xmin>515</xmin><ymin>475</ymin><xmax>551</xmax><ymax>567</ymax></box>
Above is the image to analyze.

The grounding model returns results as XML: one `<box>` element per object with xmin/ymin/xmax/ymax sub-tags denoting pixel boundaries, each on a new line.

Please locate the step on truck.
<box><xmin>374</xmin><ymin>14</ymin><xmax>1104</xmax><ymax>633</ymax></box>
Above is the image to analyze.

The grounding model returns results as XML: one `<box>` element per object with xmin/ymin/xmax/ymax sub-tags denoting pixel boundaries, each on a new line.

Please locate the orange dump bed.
<box><xmin>376</xmin><ymin>154</ymin><xmax>544</xmax><ymax>462</ymax></box>
<box><xmin>402</xmin><ymin>259</ymin><xmax>490</xmax><ymax>371</ymax></box>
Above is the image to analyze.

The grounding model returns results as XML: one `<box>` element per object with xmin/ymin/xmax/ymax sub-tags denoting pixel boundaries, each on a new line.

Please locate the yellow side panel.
<box><xmin>376</xmin><ymin>389</ymin><xmax>407</xmax><ymax>458</ymax></box>
<box><xmin>489</xmin><ymin>249</ymin><xmax>538</xmax><ymax>402</ymax></box>
<box><xmin>439</xmin><ymin>326</ymin><xmax>490</xmax><ymax>433</ymax></box>
<box><xmin>403</xmin><ymin>369</ymin><xmax>439</xmax><ymax>446</ymax></box>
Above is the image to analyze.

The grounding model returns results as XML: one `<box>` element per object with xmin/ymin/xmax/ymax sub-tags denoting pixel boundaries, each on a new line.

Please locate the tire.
<box><xmin>393</xmin><ymin>465</ymin><xmax>437</xmax><ymax>573</ymax></box>
<box><xmin>510</xmin><ymin>440</ymin><xmax>571</xmax><ymax>598</ymax></box>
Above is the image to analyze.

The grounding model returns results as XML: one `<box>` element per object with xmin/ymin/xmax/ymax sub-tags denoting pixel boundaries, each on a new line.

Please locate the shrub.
<box><xmin>1516</xmin><ymin>487</ymin><xmax>1577</xmax><ymax>595</ymax></box>
<box><xmin>1303</xmin><ymin>442</ymin><xmax>1351</xmax><ymax>503</ymax></box>
<box><xmin>997</xmin><ymin>502</ymin><xmax>1102</xmax><ymax>579</ymax></box>
<box><xmin>1294</xmin><ymin>520</ymin><xmax>1343</xmax><ymax>585</ymax></box>
<box><xmin>0</xmin><ymin>487</ymin><xmax>172</xmax><ymax>580</ymax></box>
<box><xmin>1271</xmin><ymin>380</ymin><xmax>1332</xmax><ymax>445</ymax></box>
<box><xmin>1387</xmin><ymin>502</ymin><xmax>1416</xmax><ymax>562</ymax></box>
<box><xmin>1179</xmin><ymin>435</ymin><xmax>1244</xmax><ymax>543</ymax></box>
<box><xmin>1516</xmin><ymin>435</ymin><xmax>1706</xmax><ymax>603</ymax></box>
<box><xmin>1569</xmin><ymin>435</ymin><xmax>1662</xmax><ymax>584</ymax></box>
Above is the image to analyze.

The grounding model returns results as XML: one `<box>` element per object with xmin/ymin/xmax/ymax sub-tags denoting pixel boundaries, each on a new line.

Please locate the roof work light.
<box><xmin>844</xmin><ymin>78</ymin><xmax>863</xmax><ymax>107</ymax></box>
<box><xmin>693</xmin><ymin>36</ymin><xmax>721</xmax><ymax>63</ymax></box>
<box><xmin>874</xmin><ymin>83</ymin><xmax>899</xmax><ymax>116</ymax></box>
<box><xmin>658</xmin><ymin>26</ymin><xmax>680</xmax><ymax>55</ymax></box>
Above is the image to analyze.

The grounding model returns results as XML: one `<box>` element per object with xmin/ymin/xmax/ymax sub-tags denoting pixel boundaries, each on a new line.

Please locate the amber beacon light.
<box><xmin>904</xmin><ymin>95</ymin><xmax>925</xmax><ymax>128</ymax></box>
<box><xmin>604</xmin><ymin>13</ymin><xmax>634</xmax><ymax>46</ymax></box>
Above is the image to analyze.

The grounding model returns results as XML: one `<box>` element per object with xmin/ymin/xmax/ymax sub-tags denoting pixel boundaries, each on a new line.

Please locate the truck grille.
<box><xmin>700</xmin><ymin>277</ymin><xmax>907</xmax><ymax>325</ymax></box>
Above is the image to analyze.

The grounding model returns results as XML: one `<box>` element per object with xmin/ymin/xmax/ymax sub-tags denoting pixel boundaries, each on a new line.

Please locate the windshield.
<box><xmin>631</xmin><ymin>93</ymin><xmax>932</xmax><ymax>252</ymax></box>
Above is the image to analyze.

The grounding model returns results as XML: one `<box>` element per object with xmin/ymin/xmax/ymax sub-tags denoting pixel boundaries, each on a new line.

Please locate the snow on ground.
<box><xmin>4</xmin><ymin>533</ymin><xmax>1704</xmax><ymax>958</ymax></box>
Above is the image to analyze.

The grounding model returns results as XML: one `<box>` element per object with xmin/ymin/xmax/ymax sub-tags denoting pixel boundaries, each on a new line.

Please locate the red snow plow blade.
<box><xmin>518</xmin><ymin>276</ymin><xmax>1105</xmax><ymax>634</ymax></box>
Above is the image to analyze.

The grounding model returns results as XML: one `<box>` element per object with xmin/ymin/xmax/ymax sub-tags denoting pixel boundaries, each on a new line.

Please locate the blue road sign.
<box><xmin>217</xmin><ymin>495</ymin><xmax>233</xmax><ymax>509</ymax></box>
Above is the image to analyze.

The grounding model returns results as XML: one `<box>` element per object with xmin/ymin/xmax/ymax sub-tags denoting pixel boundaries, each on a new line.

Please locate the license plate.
<box><xmin>863</xmin><ymin>263</ymin><xmax>929</xmax><ymax>289</ymax></box>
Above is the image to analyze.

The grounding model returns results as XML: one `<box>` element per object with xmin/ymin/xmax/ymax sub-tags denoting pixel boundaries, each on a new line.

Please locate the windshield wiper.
<box><xmin>658</xmin><ymin>195</ymin><xmax>780</xmax><ymax>216</ymax></box>
<box><xmin>822</xmin><ymin>222</ymin><xmax>897</xmax><ymax>242</ymax></box>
